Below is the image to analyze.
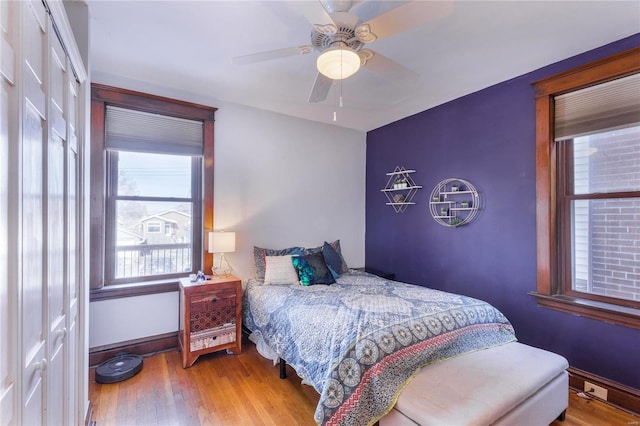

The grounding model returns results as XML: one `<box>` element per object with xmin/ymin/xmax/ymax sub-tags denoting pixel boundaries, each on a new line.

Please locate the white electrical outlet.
<box><xmin>584</xmin><ymin>381</ymin><xmax>608</xmax><ymax>401</ymax></box>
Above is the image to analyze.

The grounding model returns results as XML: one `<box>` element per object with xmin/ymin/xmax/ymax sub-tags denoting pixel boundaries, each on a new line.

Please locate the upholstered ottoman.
<box><xmin>380</xmin><ymin>342</ymin><xmax>569</xmax><ymax>425</ymax></box>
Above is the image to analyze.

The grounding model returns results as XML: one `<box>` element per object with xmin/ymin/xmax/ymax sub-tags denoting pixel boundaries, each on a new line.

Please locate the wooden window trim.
<box><xmin>90</xmin><ymin>84</ymin><xmax>216</xmax><ymax>300</ymax></box>
<box><xmin>90</xmin><ymin>280</ymin><xmax>179</xmax><ymax>301</ymax></box>
<box><xmin>531</xmin><ymin>46</ymin><xmax>640</xmax><ymax>329</ymax></box>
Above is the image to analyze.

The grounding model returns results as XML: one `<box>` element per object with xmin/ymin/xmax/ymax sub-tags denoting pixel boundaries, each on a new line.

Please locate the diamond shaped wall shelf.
<box><xmin>381</xmin><ymin>166</ymin><xmax>422</xmax><ymax>213</ymax></box>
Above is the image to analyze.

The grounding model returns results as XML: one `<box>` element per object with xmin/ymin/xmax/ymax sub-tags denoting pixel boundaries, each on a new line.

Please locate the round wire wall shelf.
<box><xmin>429</xmin><ymin>178</ymin><xmax>480</xmax><ymax>227</ymax></box>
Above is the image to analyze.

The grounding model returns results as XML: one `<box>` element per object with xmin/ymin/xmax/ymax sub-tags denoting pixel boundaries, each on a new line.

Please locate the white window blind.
<box><xmin>555</xmin><ymin>73</ymin><xmax>640</xmax><ymax>141</ymax></box>
<box><xmin>105</xmin><ymin>105</ymin><xmax>204</xmax><ymax>155</ymax></box>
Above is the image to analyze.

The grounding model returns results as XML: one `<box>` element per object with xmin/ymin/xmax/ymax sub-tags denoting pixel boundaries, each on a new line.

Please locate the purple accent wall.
<box><xmin>365</xmin><ymin>34</ymin><xmax>640</xmax><ymax>389</ymax></box>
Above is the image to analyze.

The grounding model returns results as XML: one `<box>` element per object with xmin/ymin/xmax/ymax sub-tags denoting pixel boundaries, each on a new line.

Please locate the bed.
<box><xmin>243</xmin><ymin>265</ymin><xmax>568</xmax><ymax>426</ymax></box>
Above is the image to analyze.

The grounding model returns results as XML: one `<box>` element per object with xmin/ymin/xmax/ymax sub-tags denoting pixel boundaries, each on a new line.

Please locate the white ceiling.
<box><xmin>87</xmin><ymin>0</ymin><xmax>640</xmax><ymax>132</ymax></box>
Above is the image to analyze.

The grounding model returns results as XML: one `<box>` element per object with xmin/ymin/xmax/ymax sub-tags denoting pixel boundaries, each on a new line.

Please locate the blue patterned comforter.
<box><xmin>243</xmin><ymin>270</ymin><xmax>516</xmax><ymax>426</ymax></box>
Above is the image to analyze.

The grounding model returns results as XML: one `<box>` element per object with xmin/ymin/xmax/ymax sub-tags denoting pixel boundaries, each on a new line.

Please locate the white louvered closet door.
<box><xmin>0</xmin><ymin>1</ymin><xmax>86</xmax><ymax>424</ymax></box>
<box><xmin>64</xmin><ymin>37</ymin><xmax>81</xmax><ymax>426</ymax></box>
<box><xmin>47</xmin><ymin>18</ymin><xmax>69</xmax><ymax>426</ymax></box>
<box><xmin>0</xmin><ymin>0</ymin><xmax>17</xmax><ymax>424</ymax></box>
<box><xmin>21</xmin><ymin>1</ymin><xmax>48</xmax><ymax>424</ymax></box>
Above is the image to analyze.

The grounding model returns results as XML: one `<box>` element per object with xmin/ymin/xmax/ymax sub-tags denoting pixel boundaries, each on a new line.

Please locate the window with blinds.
<box><xmin>105</xmin><ymin>105</ymin><xmax>204</xmax><ymax>155</ymax></box>
<box><xmin>556</xmin><ymin>72</ymin><xmax>640</xmax><ymax>305</ymax></box>
<box><xmin>104</xmin><ymin>105</ymin><xmax>205</xmax><ymax>285</ymax></box>
<box><xmin>555</xmin><ymin>73</ymin><xmax>640</xmax><ymax>141</ymax></box>
<box><xmin>90</xmin><ymin>85</ymin><xmax>216</xmax><ymax>297</ymax></box>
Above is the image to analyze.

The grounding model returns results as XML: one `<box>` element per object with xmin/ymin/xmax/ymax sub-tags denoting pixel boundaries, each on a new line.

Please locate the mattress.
<box><xmin>380</xmin><ymin>342</ymin><xmax>569</xmax><ymax>425</ymax></box>
<box><xmin>243</xmin><ymin>271</ymin><xmax>517</xmax><ymax>425</ymax></box>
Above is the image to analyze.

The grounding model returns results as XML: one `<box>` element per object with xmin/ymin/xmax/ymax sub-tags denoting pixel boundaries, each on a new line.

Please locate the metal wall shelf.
<box><xmin>381</xmin><ymin>166</ymin><xmax>422</xmax><ymax>213</ymax></box>
<box><xmin>429</xmin><ymin>178</ymin><xmax>480</xmax><ymax>227</ymax></box>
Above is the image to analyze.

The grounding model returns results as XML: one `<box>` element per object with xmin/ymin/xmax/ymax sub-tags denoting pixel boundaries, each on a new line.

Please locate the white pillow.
<box><xmin>263</xmin><ymin>255</ymin><xmax>299</xmax><ymax>285</ymax></box>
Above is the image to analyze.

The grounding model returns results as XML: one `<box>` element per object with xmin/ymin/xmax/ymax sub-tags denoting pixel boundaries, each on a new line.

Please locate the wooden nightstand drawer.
<box><xmin>190</xmin><ymin>323</ymin><xmax>236</xmax><ymax>351</ymax></box>
<box><xmin>190</xmin><ymin>289</ymin><xmax>236</xmax><ymax>332</ymax></box>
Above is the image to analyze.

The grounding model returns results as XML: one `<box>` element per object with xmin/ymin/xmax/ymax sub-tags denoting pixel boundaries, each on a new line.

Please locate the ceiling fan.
<box><xmin>232</xmin><ymin>1</ymin><xmax>453</xmax><ymax>103</ymax></box>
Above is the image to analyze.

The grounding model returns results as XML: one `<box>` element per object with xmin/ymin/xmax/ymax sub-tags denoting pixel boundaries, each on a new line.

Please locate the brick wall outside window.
<box><xmin>576</xmin><ymin>128</ymin><xmax>640</xmax><ymax>301</ymax></box>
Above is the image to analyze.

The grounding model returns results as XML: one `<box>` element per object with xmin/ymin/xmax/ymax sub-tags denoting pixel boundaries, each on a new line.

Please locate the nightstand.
<box><xmin>178</xmin><ymin>276</ymin><xmax>242</xmax><ymax>368</ymax></box>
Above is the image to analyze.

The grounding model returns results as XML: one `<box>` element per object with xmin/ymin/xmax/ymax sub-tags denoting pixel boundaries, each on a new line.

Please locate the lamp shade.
<box><xmin>208</xmin><ymin>231</ymin><xmax>236</xmax><ymax>253</ymax></box>
<box><xmin>317</xmin><ymin>46</ymin><xmax>361</xmax><ymax>80</ymax></box>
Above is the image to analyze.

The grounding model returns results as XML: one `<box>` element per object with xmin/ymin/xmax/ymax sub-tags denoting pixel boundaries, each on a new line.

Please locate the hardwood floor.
<box><xmin>89</xmin><ymin>337</ymin><xmax>639</xmax><ymax>426</ymax></box>
<box><xmin>552</xmin><ymin>392</ymin><xmax>639</xmax><ymax>426</ymax></box>
<box><xmin>89</xmin><ymin>337</ymin><xmax>318</xmax><ymax>425</ymax></box>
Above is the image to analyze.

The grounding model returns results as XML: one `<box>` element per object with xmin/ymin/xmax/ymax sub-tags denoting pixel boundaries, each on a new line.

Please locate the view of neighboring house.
<box><xmin>116</xmin><ymin>228</ymin><xmax>145</xmax><ymax>246</ymax></box>
<box><xmin>132</xmin><ymin>210</ymin><xmax>192</xmax><ymax>245</ymax></box>
<box><xmin>115</xmin><ymin>210</ymin><xmax>193</xmax><ymax>279</ymax></box>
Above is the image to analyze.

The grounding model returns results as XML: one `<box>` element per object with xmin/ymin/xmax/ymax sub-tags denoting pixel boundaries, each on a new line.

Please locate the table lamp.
<box><xmin>208</xmin><ymin>231</ymin><xmax>235</xmax><ymax>276</ymax></box>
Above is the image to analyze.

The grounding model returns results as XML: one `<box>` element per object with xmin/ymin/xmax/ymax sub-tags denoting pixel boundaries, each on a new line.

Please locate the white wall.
<box><xmin>89</xmin><ymin>95</ymin><xmax>366</xmax><ymax>348</ymax></box>
<box><xmin>214</xmin><ymin>102</ymin><xmax>366</xmax><ymax>280</ymax></box>
<box><xmin>90</xmin><ymin>292</ymin><xmax>180</xmax><ymax>347</ymax></box>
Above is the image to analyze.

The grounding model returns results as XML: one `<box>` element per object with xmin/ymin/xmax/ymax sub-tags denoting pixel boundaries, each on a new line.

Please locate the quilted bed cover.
<box><xmin>243</xmin><ymin>270</ymin><xmax>516</xmax><ymax>426</ymax></box>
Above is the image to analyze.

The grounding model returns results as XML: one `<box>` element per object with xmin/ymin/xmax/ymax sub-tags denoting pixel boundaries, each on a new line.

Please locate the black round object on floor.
<box><xmin>95</xmin><ymin>353</ymin><xmax>143</xmax><ymax>384</ymax></box>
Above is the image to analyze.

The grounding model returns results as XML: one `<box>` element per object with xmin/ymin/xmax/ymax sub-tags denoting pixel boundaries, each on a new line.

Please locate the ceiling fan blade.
<box><xmin>308</xmin><ymin>72</ymin><xmax>333</xmax><ymax>103</ymax></box>
<box><xmin>362</xmin><ymin>51</ymin><xmax>419</xmax><ymax>84</ymax></box>
<box><xmin>232</xmin><ymin>45</ymin><xmax>313</xmax><ymax>65</ymax></box>
<box><xmin>356</xmin><ymin>1</ymin><xmax>454</xmax><ymax>43</ymax></box>
<box><xmin>289</xmin><ymin>1</ymin><xmax>337</xmax><ymax>34</ymax></box>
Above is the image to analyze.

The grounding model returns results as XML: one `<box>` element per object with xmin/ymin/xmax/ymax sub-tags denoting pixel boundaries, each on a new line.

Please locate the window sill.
<box><xmin>90</xmin><ymin>279</ymin><xmax>180</xmax><ymax>301</ymax></box>
<box><xmin>528</xmin><ymin>292</ymin><xmax>640</xmax><ymax>330</ymax></box>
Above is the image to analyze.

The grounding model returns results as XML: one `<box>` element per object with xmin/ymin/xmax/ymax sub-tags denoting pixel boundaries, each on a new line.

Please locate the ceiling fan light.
<box><xmin>317</xmin><ymin>46</ymin><xmax>361</xmax><ymax>80</ymax></box>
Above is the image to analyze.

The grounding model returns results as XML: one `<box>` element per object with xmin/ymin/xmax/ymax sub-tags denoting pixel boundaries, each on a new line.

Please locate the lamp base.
<box><xmin>211</xmin><ymin>253</ymin><xmax>234</xmax><ymax>277</ymax></box>
<box><xmin>211</xmin><ymin>268</ymin><xmax>233</xmax><ymax>278</ymax></box>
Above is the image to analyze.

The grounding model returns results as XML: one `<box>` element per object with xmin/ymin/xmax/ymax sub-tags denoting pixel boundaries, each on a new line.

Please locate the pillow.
<box><xmin>253</xmin><ymin>246</ymin><xmax>302</xmax><ymax>280</ymax></box>
<box><xmin>264</xmin><ymin>255</ymin><xmax>299</xmax><ymax>285</ymax></box>
<box><xmin>325</xmin><ymin>240</ymin><xmax>349</xmax><ymax>274</ymax></box>
<box><xmin>302</xmin><ymin>240</ymin><xmax>348</xmax><ymax>272</ymax></box>
<box><xmin>322</xmin><ymin>241</ymin><xmax>347</xmax><ymax>279</ymax></box>
<box><xmin>301</xmin><ymin>245</ymin><xmax>323</xmax><ymax>255</ymax></box>
<box><xmin>292</xmin><ymin>252</ymin><xmax>335</xmax><ymax>286</ymax></box>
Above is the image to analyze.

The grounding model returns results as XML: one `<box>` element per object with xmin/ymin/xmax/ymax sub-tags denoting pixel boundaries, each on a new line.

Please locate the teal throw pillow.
<box><xmin>292</xmin><ymin>252</ymin><xmax>335</xmax><ymax>286</ymax></box>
